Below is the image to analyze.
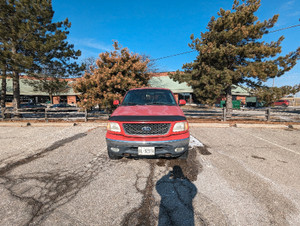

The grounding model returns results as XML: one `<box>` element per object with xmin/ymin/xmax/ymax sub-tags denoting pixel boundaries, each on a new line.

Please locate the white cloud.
<box><xmin>70</xmin><ymin>38</ymin><xmax>112</xmax><ymax>52</ymax></box>
<box><xmin>280</xmin><ymin>0</ymin><xmax>295</xmax><ymax>11</ymax></box>
<box><xmin>83</xmin><ymin>39</ymin><xmax>112</xmax><ymax>51</ymax></box>
<box><xmin>271</xmin><ymin>1</ymin><xmax>299</xmax><ymax>27</ymax></box>
<box><xmin>289</xmin><ymin>11</ymin><xmax>300</xmax><ymax>17</ymax></box>
<box><xmin>265</xmin><ymin>72</ymin><xmax>300</xmax><ymax>87</ymax></box>
<box><xmin>78</xmin><ymin>49</ymin><xmax>101</xmax><ymax>59</ymax></box>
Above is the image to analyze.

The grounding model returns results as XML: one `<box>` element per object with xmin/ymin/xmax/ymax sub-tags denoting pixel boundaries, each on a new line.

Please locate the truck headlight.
<box><xmin>173</xmin><ymin>121</ymin><xmax>188</xmax><ymax>132</ymax></box>
<box><xmin>107</xmin><ymin>122</ymin><xmax>121</xmax><ymax>132</ymax></box>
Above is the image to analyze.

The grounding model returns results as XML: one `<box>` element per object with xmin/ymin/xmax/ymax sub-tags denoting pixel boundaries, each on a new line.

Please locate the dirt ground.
<box><xmin>0</xmin><ymin>125</ymin><xmax>300</xmax><ymax>225</ymax></box>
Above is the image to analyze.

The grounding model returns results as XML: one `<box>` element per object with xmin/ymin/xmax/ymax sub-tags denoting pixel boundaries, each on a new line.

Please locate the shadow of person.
<box><xmin>156</xmin><ymin>165</ymin><xmax>197</xmax><ymax>226</ymax></box>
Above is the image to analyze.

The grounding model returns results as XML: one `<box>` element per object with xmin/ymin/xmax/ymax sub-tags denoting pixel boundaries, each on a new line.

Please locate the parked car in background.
<box><xmin>20</xmin><ymin>103</ymin><xmax>46</xmax><ymax>112</ymax></box>
<box><xmin>49</xmin><ymin>103</ymin><xmax>78</xmax><ymax>111</ymax></box>
<box><xmin>274</xmin><ymin>100</ymin><xmax>289</xmax><ymax>107</ymax></box>
<box><xmin>106</xmin><ymin>88</ymin><xmax>190</xmax><ymax>160</ymax></box>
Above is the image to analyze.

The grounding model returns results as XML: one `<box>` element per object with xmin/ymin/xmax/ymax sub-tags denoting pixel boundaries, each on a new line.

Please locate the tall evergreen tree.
<box><xmin>0</xmin><ymin>0</ymin><xmax>82</xmax><ymax>113</ymax></box>
<box><xmin>0</xmin><ymin>15</ymin><xmax>12</xmax><ymax>114</ymax></box>
<box><xmin>0</xmin><ymin>68</ymin><xmax>7</xmax><ymax>114</ymax></box>
<box><xmin>171</xmin><ymin>0</ymin><xmax>300</xmax><ymax>114</ymax></box>
<box><xmin>0</xmin><ymin>44</ymin><xmax>8</xmax><ymax>111</ymax></box>
<box><xmin>74</xmin><ymin>42</ymin><xmax>151</xmax><ymax>110</ymax></box>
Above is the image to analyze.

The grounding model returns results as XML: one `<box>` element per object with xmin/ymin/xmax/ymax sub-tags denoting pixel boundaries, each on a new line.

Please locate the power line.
<box><xmin>150</xmin><ymin>23</ymin><xmax>300</xmax><ymax>62</ymax></box>
<box><xmin>268</xmin><ymin>24</ymin><xmax>300</xmax><ymax>33</ymax></box>
<box><xmin>150</xmin><ymin>50</ymin><xmax>196</xmax><ymax>62</ymax></box>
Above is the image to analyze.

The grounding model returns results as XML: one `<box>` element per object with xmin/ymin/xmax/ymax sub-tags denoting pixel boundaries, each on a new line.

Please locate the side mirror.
<box><xmin>179</xmin><ymin>99</ymin><xmax>186</xmax><ymax>106</ymax></box>
<box><xmin>113</xmin><ymin>100</ymin><xmax>120</xmax><ymax>106</ymax></box>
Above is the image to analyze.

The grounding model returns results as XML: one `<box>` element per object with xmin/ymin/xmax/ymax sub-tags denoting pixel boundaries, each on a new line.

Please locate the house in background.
<box><xmin>148</xmin><ymin>72</ymin><xmax>193</xmax><ymax>103</ymax></box>
<box><xmin>231</xmin><ymin>85</ymin><xmax>253</xmax><ymax>105</ymax></box>
<box><xmin>0</xmin><ymin>77</ymin><xmax>79</xmax><ymax>106</ymax></box>
<box><xmin>1</xmin><ymin>73</ymin><xmax>257</xmax><ymax>107</ymax></box>
<box><xmin>0</xmin><ymin>73</ymin><xmax>192</xmax><ymax>106</ymax></box>
<box><xmin>216</xmin><ymin>85</ymin><xmax>252</xmax><ymax>107</ymax></box>
<box><xmin>149</xmin><ymin>73</ymin><xmax>253</xmax><ymax>106</ymax></box>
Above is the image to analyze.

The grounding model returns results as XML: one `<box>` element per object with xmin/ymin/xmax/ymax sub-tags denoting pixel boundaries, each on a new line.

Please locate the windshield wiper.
<box><xmin>123</xmin><ymin>102</ymin><xmax>138</xmax><ymax>106</ymax></box>
<box><xmin>151</xmin><ymin>102</ymin><xmax>164</xmax><ymax>105</ymax></box>
<box><xmin>148</xmin><ymin>102</ymin><xmax>174</xmax><ymax>105</ymax></box>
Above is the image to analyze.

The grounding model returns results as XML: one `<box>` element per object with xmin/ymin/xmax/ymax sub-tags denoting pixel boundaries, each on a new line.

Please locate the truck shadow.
<box><xmin>156</xmin><ymin>165</ymin><xmax>197</xmax><ymax>226</ymax></box>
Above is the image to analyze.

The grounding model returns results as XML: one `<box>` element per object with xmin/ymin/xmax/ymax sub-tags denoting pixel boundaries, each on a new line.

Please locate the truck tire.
<box><xmin>108</xmin><ymin>150</ymin><xmax>122</xmax><ymax>160</ymax></box>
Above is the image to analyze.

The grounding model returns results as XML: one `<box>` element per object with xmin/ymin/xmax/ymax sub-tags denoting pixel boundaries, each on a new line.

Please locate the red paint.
<box><xmin>110</xmin><ymin>105</ymin><xmax>185</xmax><ymax>117</ymax></box>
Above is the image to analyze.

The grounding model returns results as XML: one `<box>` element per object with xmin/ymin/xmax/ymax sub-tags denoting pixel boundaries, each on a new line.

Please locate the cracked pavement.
<box><xmin>0</xmin><ymin>125</ymin><xmax>300</xmax><ymax>225</ymax></box>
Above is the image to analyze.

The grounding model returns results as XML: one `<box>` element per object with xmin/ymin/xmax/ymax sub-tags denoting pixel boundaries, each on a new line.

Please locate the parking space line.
<box><xmin>199</xmin><ymin>156</ymin><xmax>213</xmax><ymax>168</ymax></box>
<box><xmin>249</xmin><ymin>133</ymin><xmax>300</xmax><ymax>156</ymax></box>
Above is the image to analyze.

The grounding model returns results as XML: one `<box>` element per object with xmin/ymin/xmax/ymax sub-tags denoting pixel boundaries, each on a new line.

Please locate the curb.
<box><xmin>189</xmin><ymin>123</ymin><xmax>230</xmax><ymax>128</ymax></box>
<box><xmin>0</xmin><ymin>122</ymin><xmax>107</xmax><ymax>127</ymax></box>
<box><xmin>190</xmin><ymin>123</ymin><xmax>298</xmax><ymax>129</ymax></box>
<box><xmin>292</xmin><ymin>125</ymin><xmax>300</xmax><ymax>129</ymax></box>
<box><xmin>235</xmin><ymin>124</ymin><xmax>288</xmax><ymax>129</ymax></box>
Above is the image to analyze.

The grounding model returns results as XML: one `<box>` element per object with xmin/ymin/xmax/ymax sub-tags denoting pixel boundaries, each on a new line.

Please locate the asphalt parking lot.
<box><xmin>0</xmin><ymin>124</ymin><xmax>300</xmax><ymax>225</ymax></box>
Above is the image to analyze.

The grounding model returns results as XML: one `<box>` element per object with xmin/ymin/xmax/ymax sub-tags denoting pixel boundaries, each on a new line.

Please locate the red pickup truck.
<box><xmin>106</xmin><ymin>88</ymin><xmax>190</xmax><ymax>159</ymax></box>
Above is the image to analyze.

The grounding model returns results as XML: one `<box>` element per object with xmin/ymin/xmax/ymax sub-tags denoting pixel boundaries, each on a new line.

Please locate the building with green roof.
<box><xmin>0</xmin><ymin>78</ymin><xmax>79</xmax><ymax>106</ymax></box>
<box><xmin>0</xmin><ymin>73</ymin><xmax>253</xmax><ymax>106</ymax></box>
<box><xmin>148</xmin><ymin>74</ymin><xmax>193</xmax><ymax>103</ymax></box>
<box><xmin>148</xmin><ymin>74</ymin><xmax>252</xmax><ymax>104</ymax></box>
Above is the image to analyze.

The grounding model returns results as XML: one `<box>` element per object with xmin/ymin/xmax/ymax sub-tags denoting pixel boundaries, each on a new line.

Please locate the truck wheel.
<box><xmin>108</xmin><ymin>150</ymin><xmax>122</xmax><ymax>160</ymax></box>
<box><xmin>178</xmin><ymin>150</ymin><xmax>188</xmax><ymax>160</ymax></box>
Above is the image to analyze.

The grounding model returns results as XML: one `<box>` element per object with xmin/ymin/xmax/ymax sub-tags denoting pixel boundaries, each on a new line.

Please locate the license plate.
<box><xmin>138</xmin><ymin>147</ymin><xmax>155</xmax><ymax>155</ymax></box>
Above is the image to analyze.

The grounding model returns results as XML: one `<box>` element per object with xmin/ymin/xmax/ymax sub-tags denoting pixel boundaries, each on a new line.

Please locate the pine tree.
<box><xmin>0</xmin><ymin>0</ymin><xmax>82</xmax><ymax>113</ymax></box>
<box><xmin>171</xmin><ymin>0</ymin><xmax>300</xmax><ymax>114</ymax></box>
<box><xmin>0</xmin><ymin>44</ymin><xmax>8</xmax><ymax>111</ymax></box>
<box><xmin>0</xmin><ymin>68</ymin><xmax>7</xmax><ymax>115</ymax></box>
<box><xmin>74</xmin><ymin>42</ymin><xmax>151</xmax><ymax>110</ymax></box>
<box><xmin>0</xmin><ymin>12</ymin><xmax>11</xmax><ymax>113</ymax></box>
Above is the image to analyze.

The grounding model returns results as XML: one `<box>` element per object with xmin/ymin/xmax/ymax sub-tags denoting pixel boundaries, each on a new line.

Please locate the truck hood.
<box><xmin>111</xmin><ymin>105</ymin><xmax>185</xmax><ymax>117</ymax></box>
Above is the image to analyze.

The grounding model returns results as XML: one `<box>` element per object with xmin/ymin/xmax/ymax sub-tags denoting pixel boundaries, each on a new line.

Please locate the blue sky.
<box><xmin>52</xmin><ymin>0</ymin><xmax>299</xmax><ymax>91</ymax></box>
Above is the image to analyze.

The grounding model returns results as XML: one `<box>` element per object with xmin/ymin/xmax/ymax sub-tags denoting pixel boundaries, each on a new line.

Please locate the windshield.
<box><xmin>122</xmin><ymin>89</ymin><xmax>177</xmax><ymax>106</ymax></box>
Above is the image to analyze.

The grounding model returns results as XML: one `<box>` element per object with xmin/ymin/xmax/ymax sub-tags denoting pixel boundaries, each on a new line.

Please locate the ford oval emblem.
<box><xmin>141</xmin><ymin>126</ymin><xmax>152</xmax><ymax>132</ymax></box>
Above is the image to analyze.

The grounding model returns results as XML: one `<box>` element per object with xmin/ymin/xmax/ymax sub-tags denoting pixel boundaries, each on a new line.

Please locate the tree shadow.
<box><xmin>1</xmin><ymin>152</ymin><xmax>108</xmax><ymax>225</ymax></box>
<box><xmin>156</xmin><ymin>165</ymin><xmax>197</xmax><ymax>226</ymax></box>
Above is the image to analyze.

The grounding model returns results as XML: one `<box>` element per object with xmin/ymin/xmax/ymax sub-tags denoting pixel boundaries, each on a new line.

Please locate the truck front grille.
<box><xmin>123</xmin><ymin>123</ymin><xmax>171</xmax><ymax>135</ymax></box>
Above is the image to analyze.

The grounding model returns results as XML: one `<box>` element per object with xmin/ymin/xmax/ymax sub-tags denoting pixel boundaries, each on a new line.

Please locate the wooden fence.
<box><xmin>0</xmin><ymin>107</ymin><xmax>299</xmax><ymax>122</ymax></box>
<box><xmin>183</xmin><ymin>107</ymin><xmax>300</xmax><ymax>122</ymax></box>
<box><xmin>0</xmin><ymin>107</ymin><xmax>109</xmax><ymax>122</ymax></box>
